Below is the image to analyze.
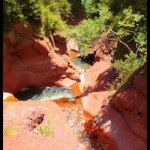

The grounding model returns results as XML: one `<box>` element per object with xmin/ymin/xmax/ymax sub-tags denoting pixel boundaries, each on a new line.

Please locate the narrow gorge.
<box><xmin>3</xmin><ymin>0</ymin><xmax>147</xmax><ymax>149</ymax></box>
<box><xmin>3</xmin><ymin>21</ymin><xmax>147</xmax><ymax>150</ymax></box>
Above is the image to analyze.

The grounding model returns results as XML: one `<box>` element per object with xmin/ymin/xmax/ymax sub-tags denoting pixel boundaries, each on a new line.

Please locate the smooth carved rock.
<box><xmin>85</xmin><ymin>104</ymin><xmax>146</xmax><ymax>150</ymax></box>
<box><xmin>80</xmin><ymin>61</ymin><xmax>117</xmax><ymax>94</ymax></box>
<box><xmin>3</xmin><ymin>92</ymin><xmax>19</xmax><ymax>102</ymax></box>
<box><xmin>83</xmin><ymin>63</ymin><xmax>146</xmax><ymax>150</ymax></box>
<box><xmin>4</xmin><ymin>101</ymin><xmax>86</xmax><ymax>150</ymax></box>
<box><xmin>112</xmin><ymin>64</ymin><xmax>147</xmax><ymax>142</ymax></box>
<box><xmin>3</xmin><ymin>22</ymin><xmax>81</xmax><ymax>94</ymax></box>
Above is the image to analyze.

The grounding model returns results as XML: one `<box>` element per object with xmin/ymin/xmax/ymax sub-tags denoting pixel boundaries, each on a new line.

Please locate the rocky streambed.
<box><xmin>13</xmin><ymin>81</ymin><xmax>95</xmax><ymax>150</ymax></box>
<box><xmin>3</xmin><ymin>22</ymin><xmax>147</xmax><ymax>150</ymax></box>
<box><xmin>4</xmin><ymin>86</ymin><xmax>96</xmax><ymax>150</ymax></box>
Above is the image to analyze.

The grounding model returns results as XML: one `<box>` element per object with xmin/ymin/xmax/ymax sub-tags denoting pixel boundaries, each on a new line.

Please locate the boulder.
<box><xmin>81</xmin><ymin>91</ymin><xmax>113</xmax><ymax>116</ymax></box>
<box><xmin>67</xmin><ymin>38</ymin><xmax>79</xmax><ymax>52</ymax></box>
<box><xmin>88</xmin><ymin>29</ymin><xmax>114</xmax><ymax>63</ymax></box>
<box><xmin>80</xmin><ymin>61</ymin><xmax>117</xmax><ymax>94</ymax></box>
<box><xmin>53</xmin><ymin>31</ymin><xmax>67</xmax><ymax>55</ymax></box>
<box><xmin>85</xmin><ymin>103</ymin><xmax>146</xmax><ymax>150</ymax></box>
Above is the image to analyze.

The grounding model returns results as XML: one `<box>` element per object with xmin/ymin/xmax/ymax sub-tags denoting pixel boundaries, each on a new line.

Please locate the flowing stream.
<box><xmin>14</xmin><ymin>57</ymin><xmax>94</xmax><ymax>150</ymax></box>
<box><xmin>15</xmin><ymin>86</ymin><xmax>75</xmax><ymax>101</ymax></box>
<box><xmin>15</xmin><ymin>85</ymin><xmax>93</xmax><ymax>150</ymax></box>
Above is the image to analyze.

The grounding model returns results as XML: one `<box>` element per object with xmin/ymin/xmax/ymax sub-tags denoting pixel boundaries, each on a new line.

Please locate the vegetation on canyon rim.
<box><xmin>3</xmin><ymin>0</ymin><xmax>147</xmax><ymax>89</ymax></box>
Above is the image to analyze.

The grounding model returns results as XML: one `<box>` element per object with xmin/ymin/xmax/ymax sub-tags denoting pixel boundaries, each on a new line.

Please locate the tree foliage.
<box><xmin>3</xmin><ymin>0</ymin><xmax>71</xmax><ymax>35</ymax></box>
<box><xmin>66</xmin><ymin>0</ymin><xmax>147</xmax><ymax>89</ymax></box>
<box><xmin>113</xmin><ymin>51</ymin><xmax>144</xmax><ymax>89</ymax></box>
<box><xmin>65</xmin><ymin>3</ymin><xmax>112</xmax><ymax>56</ymax></box>
<box><xmin>67</xmin><ymin>0</ymin><xmax>146</xmax><ymax>55</ymax></box>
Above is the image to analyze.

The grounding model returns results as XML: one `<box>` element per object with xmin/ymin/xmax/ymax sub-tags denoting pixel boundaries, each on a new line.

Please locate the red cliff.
<box><xmin>3</xmin><ymin>22</ymin><xmax>81</xmax><ymax>94</ymax></box>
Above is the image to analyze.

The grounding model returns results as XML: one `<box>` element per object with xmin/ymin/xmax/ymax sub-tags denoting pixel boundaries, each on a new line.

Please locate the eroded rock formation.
<box><xmin>80</xmin><ymin>61</ymin><xmax>117</xmax><ymax>94</ymax></box>
<box><xmin>78</xmin><ymin>31</ymin><xmax>147</xmax><ymax>149</ymax></box>
<box><xmin>3</xmin><ymin>22</ymin><xmax>81</xmax><ymax>94</ymax></box>
<box><xmin>3</xmin><ymin>101</ymin><xmax>86</xmax><ymax>150</ymax></box>
<box><xmin>112</xmin><ymin>63</ymin><xmax>147</xmax><ymax>142</ymax></box>
<box><xmin>85</xmin><ymin>63</ymin><xmax>147</xmax><ymax>150</ymax></box>
<box><xmin>3</xmin><ymin>21</ymin><xmax>147</xmax><ymax>150</ymax></box>
<box><xmin>79</xmin><ymin>29</ymin><xmax>118</xmax><ymax>95</ymax></box>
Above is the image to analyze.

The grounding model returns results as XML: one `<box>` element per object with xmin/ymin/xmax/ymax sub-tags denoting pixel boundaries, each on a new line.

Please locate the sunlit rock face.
<box><xmin>3</xmin><ymin>101</ymin><xmax>86</xmax><ymax>150</ymax></box>
<box><xmin>78</xmin><ymin>32</ymin><xmax>118</xmax><ymax>95</ymax></box>
<box><xmin>80</xmin><ymin>61</ymin><xmax>117</xmax><ymax>94</ymax></box>
<box><xmin>3</xmin><ymin>22</ymin><xmax>81</xmax><ymax>94</ymax></box>
<box><xmin>84</xmin><ymin>63</ymin><xmax>147</xmax><ymax>150</ymax></box>
<box><xmin>67</xmin><ymin>38</ymin><xmax>79</xmax><ymax>53</ymax></box>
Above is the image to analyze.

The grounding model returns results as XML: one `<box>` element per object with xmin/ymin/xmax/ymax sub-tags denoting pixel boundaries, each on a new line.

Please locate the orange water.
<box><xmin>54</xmin><ymin>82</ymin><xmax>93</xmax><ymax>121</ymax></box>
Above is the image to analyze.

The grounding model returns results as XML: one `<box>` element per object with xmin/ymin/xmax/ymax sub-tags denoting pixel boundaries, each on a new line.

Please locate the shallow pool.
<box><xmin>73</xmin><ymin>57</ymin><xmax>92</xmax><ymax>70</ymax></box>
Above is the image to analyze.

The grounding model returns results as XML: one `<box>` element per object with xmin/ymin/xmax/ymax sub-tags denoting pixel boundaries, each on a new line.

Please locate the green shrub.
<box><xmin>113</xmin><ymin>51</ymin><xmax>145</xmax><ymax>90</ymax></box>
<box><xmin>65</xmin><ymin>4</ymin><xmax>112</xmax><ymax>56</ymax></box>
<box><xmin>68</xmin><ymin>0</ymin><xmax>83</xmax><ymax>13</ymax></box>
<box><xmin>35</xmin><ymin>120</ymin><xmax>54</xmax><ymax>137</ymax></box>
<box><xmin>112</xmin><ymin>6</ymin><xmax>144</xmax><ymax>38</ymax></box>
<box><xmin>135</xmin><ymin>30</ymin><xmax>147</xmax><ymax>57</ymax></box>
<box><xmin>65</xmin><ymin>19</ymin><xmax>103</xmax><ymax>56</ymax></box>
<box><xmin>3</xmin><ymin>0</ymin><xmax>71</xmax><ymax>34</ymax></box>
<box><xmin>4</xmin><ymin>126</ymin><xmax>19</xmax><ymax>137</ymax></box>
<box><xmin>111</xmin><ymin>5</ymin><xmax>146</xmax><ymax>90</ymax></box>
<box><xmin>66</xmin><ymin>1</ymin><xmax>146</xmax><ymax>57</ymax></box>
<box><xmin>3</xmin><ymin>0</ymin><xmax>24</xmax><ymax>31</ymax></box>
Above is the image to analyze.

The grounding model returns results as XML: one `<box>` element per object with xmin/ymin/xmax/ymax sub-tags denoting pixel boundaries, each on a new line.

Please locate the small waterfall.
<box><xmin>80</xmin><ymin>73</ymin><xmax>85</xmax><ymax>83</ymax></box>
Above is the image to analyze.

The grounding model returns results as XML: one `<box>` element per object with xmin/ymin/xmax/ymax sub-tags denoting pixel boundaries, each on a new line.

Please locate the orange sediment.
<box><xmin>4</xmin><ymin>96</ymin><xmax>19</xmax><ymax>102</ymax></box>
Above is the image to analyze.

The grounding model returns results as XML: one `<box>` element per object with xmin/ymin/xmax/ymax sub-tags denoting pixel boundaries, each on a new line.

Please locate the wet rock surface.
<box><xmin>60</xmin><ymin>102</ymin><xmax>94</xmax><ymax>150</ymax></box>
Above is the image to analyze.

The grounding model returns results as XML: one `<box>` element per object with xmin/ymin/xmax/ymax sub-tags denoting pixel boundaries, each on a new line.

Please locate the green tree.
<box><xmin>66</xmin><ymin>0</ymin><xmax>147</xmax><ymax>89</ymax></box>
<box><xmin>3</xmin><ymin>0</ymin><xmax>71</xmax><ymax>35</ymax></box>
